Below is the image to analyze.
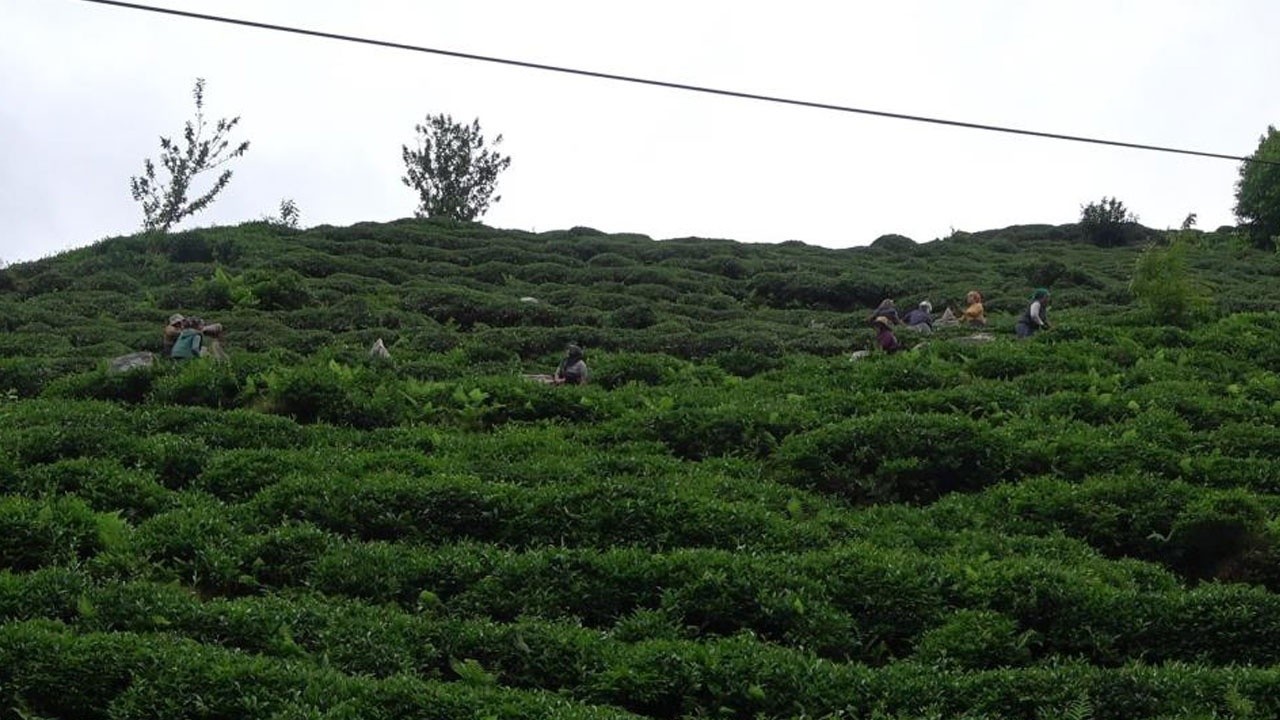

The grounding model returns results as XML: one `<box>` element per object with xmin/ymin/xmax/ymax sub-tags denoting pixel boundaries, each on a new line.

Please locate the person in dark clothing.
<box><xmin>1015</xmin><ymin>288</ymin><xmax>1052</xmax><ymax>339</ymax></box>
<box><xmin>869</xmin><ymin>299</ymin><xmax>902</xmax><ymax>326</ymax></box>
<box><xmin>554</xmin><ymin>344</ymin><xmax>590</xmax><ymax>385</ymax></box>
<box><xmin>903</xmin><ymin>301</ymin><xmax>934</xmax><ymax>334</ymax></box>
<box><xmin>873</xmin><ymin>316</ymin><xmax>903</xmax><ymax>353</ymax></box>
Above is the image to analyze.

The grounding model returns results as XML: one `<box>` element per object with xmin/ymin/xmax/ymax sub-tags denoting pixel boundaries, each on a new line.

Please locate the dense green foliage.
<box><xmin>402</xmin><ymin>114</ymin><xmax>512</xmax><ymax>221</ymax></box>
<box><xmin>1078</xmin><ymin>196</ymin><xmax>1144</xmax><ymax>248</ymax></box>
<box><xmin>2</xmin><ymin>218</ymin><xmax>1280</xmax><ymax>718</ymax></box>
<box><xmin>1129</xmin><ymin>233</ymin><xmax>1210</xmax><ymax>327</ymax></box>
<box><xmin>1234</xmin><ymin>125</ymin><xmax>1280</xmax><ymax>250</ymax></box>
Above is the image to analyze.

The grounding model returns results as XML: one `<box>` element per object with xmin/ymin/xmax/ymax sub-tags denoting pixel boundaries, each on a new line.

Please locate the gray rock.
<box><xmin>108</xmin><ymin>351</ymin><xmax>156</xmax><ymax>374</ymax></box>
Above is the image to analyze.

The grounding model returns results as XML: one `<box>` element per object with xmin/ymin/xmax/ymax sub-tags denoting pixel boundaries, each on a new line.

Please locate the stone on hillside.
<box><xmin>108</xmin><ymin>351</ymin><xmax>156</xmax><ymax>374</ymax></box>
<box><xmin>369</xmin><ymin>338</ymin><xmax>391</xmax><ymax>359</ymax></box>
<box><xmin>937</xmin><ymin>307</ymin><xmax>959</xmax><ymax>327</ymax></box>
<box><xmin>957</xmin><ymin>333</ymin><xmax>996</xmax><ymax>343</ymax></box>
<box><xmin>520</xmin><ymin>296</ymin><xmax>539</xmax><ymax>303</ymax></box>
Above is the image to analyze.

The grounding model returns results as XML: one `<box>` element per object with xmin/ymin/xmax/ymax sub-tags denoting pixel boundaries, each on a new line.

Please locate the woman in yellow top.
<box><xmin>961</xmin><ymin>290</ymin><xmax>986</xmax><ymax>326</ymax></box>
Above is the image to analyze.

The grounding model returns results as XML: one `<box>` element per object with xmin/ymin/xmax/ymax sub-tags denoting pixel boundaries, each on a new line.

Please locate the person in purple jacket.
<box><xmin>873</xmin><ymin>316</ymin><xmax>903</xmax><ymax>353</ymax></box>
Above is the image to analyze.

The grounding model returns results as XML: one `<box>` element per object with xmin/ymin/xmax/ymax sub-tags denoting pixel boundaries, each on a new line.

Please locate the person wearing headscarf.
<box><xmin>961</xmin><ymin>290</ymin><xmax>987</xmax><ymax>326</ymax></box>
<box><xmin>903</xmin><ymin>300</ymin><xmax>934</xmax><ymax>334</ymax></box>
<box><xmin>1015</xmin><ymin>288</ymin><xmax>1051</xmax><ymax>339</ymax></box>
<box><xmin>554</xmin><ymin>344</ymin><xmax>590</xmax><ymax>385</ymax></box>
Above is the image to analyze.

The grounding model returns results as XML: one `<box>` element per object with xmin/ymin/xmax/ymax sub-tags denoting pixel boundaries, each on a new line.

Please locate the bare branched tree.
<box><xmin>130</xmin><ymin>78</ymin><xmax>250</xmax><ymax>233</ymax></box>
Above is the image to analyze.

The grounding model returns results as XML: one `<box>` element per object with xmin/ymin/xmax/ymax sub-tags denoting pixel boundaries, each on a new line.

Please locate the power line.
<box><xmin>81</xmin><ymin>0</ymin><xmax>1276</xmax><ymax>166</ymax></box>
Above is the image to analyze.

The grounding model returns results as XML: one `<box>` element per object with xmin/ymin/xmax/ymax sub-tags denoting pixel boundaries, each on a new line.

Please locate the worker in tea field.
<box><xmin>903</xmin><ymin>300</ymin><xmax>935</xmax><ymax>334</ymax></box>
<box><xmin>167</xmin><ymin>315</ymin><xmax>228</xmax><ymax>360</ymax></box>
<box><xmin>1015</xmin><ymin>288</ymin><xmax>1052</xmax><ymax>339</ymax></box>
<box><xmin>873</xmin><ymin>316</ymin><xmax>903</xmax><ymax>353</ymax></box>
<box><xmin>868</xmin><ymin>298</ymin><xmax>902</xmax><ymax>326</ymax></box>
<box><xmin>162</xmin><ymin>314</ymin><xmax>186</xmax><ymax>356</ymax></box>
<box><xmin>961</xmin><ymin>290</ymin><xmax>987</xmax><ymax>326</ymax></box>
<box><xmin>554</xmin><ymin>343</ymin><xmax>590</xmax><ymax>385</ymax></box>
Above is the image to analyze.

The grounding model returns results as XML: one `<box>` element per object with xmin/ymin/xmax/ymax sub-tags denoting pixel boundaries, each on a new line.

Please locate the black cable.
<box><xmin>80</xmin><ymin>0</ymin><xmax>1277</xmax><ymax>166</ymax></box>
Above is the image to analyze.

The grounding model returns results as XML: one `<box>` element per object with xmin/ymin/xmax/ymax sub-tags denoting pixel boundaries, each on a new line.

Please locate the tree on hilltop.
<box><xmin>1079</xmin><ymin>196</ymin><xmax>1140</xmax><ymax>247</ymax></box>
<box><xmin>1234</xmin><ymin>126</ymin><xmax>1280</xmax><ymax>250</ymax></box>
<box><xmin>401</xmin><ymin>113</ymin><xmax>511</xmax><ymax>222</ymax></box>
<box><xmin>129</xmin><ymin>78</ymin><xmax>250</xmax><ymax>234</ymax></box>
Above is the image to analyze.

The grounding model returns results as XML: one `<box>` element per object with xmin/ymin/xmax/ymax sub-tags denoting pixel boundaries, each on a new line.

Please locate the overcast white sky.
<box><xmin>3</xmin><ymin>0</ymin><xmax>1278</xmax><ymax>264</ymax></box>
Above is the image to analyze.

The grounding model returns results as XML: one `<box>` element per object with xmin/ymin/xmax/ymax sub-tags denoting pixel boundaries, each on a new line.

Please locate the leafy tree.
<box><xmin>1130</xmin><ymin>232</ymin><xmax>1209</xmax><ymax>326</ymax></box>
<box><xmin>1234</xmin><ymin>125</ymin><xmax>1280</xmax><ymax>250</ymax></box>
<box><xmin>130</xmin><ymin>79</ymin><xmax>250</xmax><ymax>234</ymax></box>
<box><xmin>265</xmin><ymin>198</ymin><xmax>301</xmax><ymax>229</ymax></box>
<box><xmin>401</xmin><ymin>113</ymin><xmax>512</xmax><ymax>221</ymax></box>
<box><xmin>1079</xmin><ymin>196</ymin><xmax>1139</xmax><ymax>247</ymax></box>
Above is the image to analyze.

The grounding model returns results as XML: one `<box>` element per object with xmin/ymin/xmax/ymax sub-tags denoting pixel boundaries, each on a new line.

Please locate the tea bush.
<box><xmin>4</xmin><ymin>218</ymin><xmax>1280</xmax><ymax>717</ymax></box>
<box><xmin>0</xmin><ymin>495</ymin><xmax>110</xmax><ymax>570</ymax></box>
<box><xmin>16</xmin><ymin>458</ymin><xmax>172</xmax><ymax>521</ymax></box>
<box><xmin>773</xmin><ymin>412</ymin><xmax>1013</xmax><ymax>504</ymax></box>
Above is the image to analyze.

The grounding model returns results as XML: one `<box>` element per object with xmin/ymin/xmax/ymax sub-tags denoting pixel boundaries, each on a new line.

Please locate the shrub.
<box><xmin>1130</xmin><ymin>235</ymin><xmax>1210</xmax><ymax>326</ymax></box>
<box><xmin>132</xmin><ymin>502</ymin><xmax>250</xmax><ymax>592</ymax></box>
<box><xmin>772</xmin><ymin>412</ymin><xmax>1012</xmax><ymax>504</ymax></box>
<box><xmin>148</xmin><ymin>358</ymin><xmax>242</xmax><ymax>408</ymax></box>
<box><xmin>709</xmin><ymin>349</ymin><xmax>781</xmax><ymax>378</ymax></box>
<box><xmin>914</xmin><ymin>610</ymin><xmax>1034</xmax><ymax>670</ymax></box>
<box><xmin>262</xmin><ymin>365</ymin><xmax>351</xmax><ymax>425</ymax></box>
<box><xmin>0</xmin><ymin>358</ymin><xmax>52</xmax><ymax>397</ymax></box>
<box><xmin>197</xmin><ymin>449</ymin><xmax>325</xmax><ymax>501</ymax></box>
<box><xmin>607</xmin><ymin>304</ymin><xmax>657</xmax><ymax>329</ymax></box>
<box><xmin>42</xmin><ymin>365</ymin><xmax>159</xmax><ymax>404</ymax></box>
<box><xmin>870</xmin><ymin>233</ymin><xmax>917</xmax><ymax>251</ymax></box>
<box><xmin>1168</xmin><ymin>489</ymin><xmax>1270</xmax><ymax>581</ymax></box>
<box><xmin>0</xmin><ymin>496</ymin><xmax>109</xmax><ymax>570</ymax></box>
<box><xmin>642</xmin><ymin>405</ymin><xmax>787</xmax><ymax>461</ymax></box>
<box><xmin>0</xmin><ymin>403</ymin><xmax>140</xmax><ymax>464</ymax></box>
<box><xmin>243</xmin><ymin>523</ymin><xmax>337</xmax><ymax>588</ymax></box>
<box><xmin>136</xmin><ymin>433</ymin><xmax>211</xmax><ymax>489</ymax></box>
<box><xmin>19</xmin><ymin>458</ymin><xmax>172</xmax><ymax>521</ymax></box>
<box><xmin>249</xmin><ymin>268</ymin><xmax>313</xmax><ymax>311</ymax></box>
<box><xmin>590</xmin><ymin>353</ymin><xmax>686</xmax><ymax>389</ymax></box>
<box><xmin>249</xmin><ymin>473</ymin><xmax>503</xmax><ymax>545</ymax></box>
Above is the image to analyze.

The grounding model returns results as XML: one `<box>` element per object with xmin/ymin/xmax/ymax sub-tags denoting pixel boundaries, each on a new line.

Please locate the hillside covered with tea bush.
<box><xmin>3</xmin><ymin>219</ymin><xmax>1280</xmax><ymax>719</ymax></box>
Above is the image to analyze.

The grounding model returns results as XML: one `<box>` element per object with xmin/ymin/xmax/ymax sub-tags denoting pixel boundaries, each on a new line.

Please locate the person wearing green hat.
<box><xmin>1015</xmin><ymin>288</ymin><xmax>1051</xmax><ymax>339</ymax></box>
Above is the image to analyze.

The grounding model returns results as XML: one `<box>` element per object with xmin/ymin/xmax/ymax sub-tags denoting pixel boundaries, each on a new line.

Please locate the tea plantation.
<box><xmin>3</xmin><ymin>219</ymin><xmax>1280</xmax><ymax>719</ymax></box>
